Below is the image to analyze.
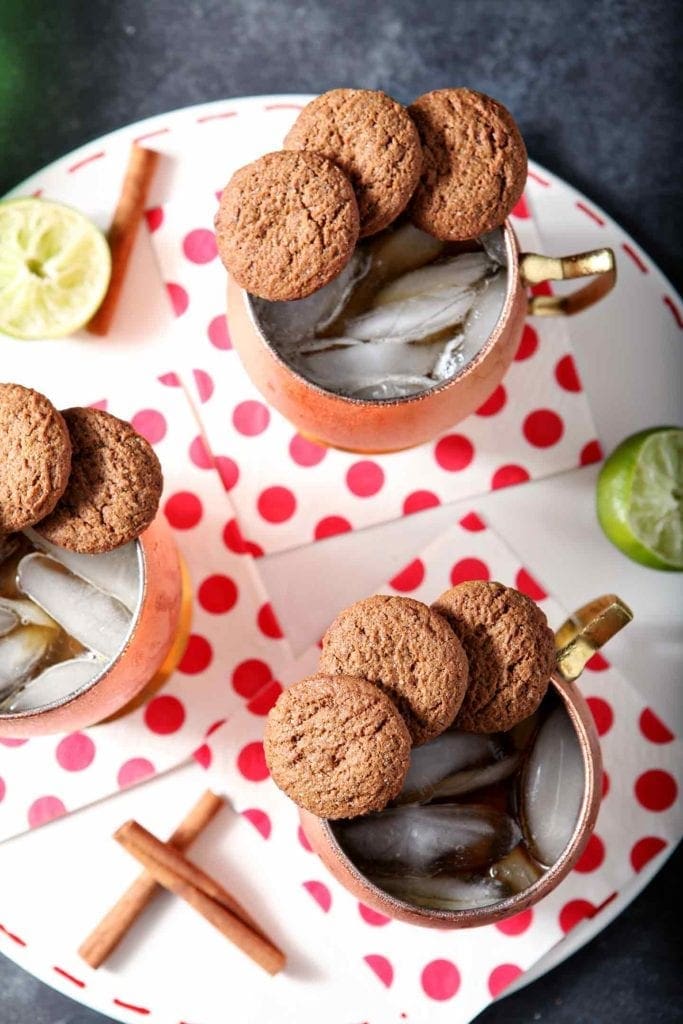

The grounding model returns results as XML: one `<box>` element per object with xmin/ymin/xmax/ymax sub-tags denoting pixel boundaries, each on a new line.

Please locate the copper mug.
<box><xmin>227</xmin><ymin>223</ymin><xmax>616</xmax><ymax>453</ymax></box>
<box><xmin>300</xmin><ymin>595</ymin><xmax>632</xmax><ymax>929</ymax></box>
<box><xmin>0</xmin><ymin>516</ymin><xmax>189</xmax><ymax>738</ymax></box>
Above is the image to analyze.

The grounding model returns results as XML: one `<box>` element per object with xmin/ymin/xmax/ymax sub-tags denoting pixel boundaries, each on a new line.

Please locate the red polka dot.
<box><xmin>421</xmin><ymin>959</ymin><xmax>460</xmax><ymax>1001</ymax></box>
<box><xmin>198</xmin><ymin>575</ymin><xmax>238</xmax><ymax>614</ymax></box>
<box><xmin>0</xmin><ymin>776</ymin><xmax>5</xmax><ymax>802</ymax></box>
<box><xmin>232</xmin><ymin>659</ymin><xmax>273</xmax><ymax>699</ymax></box>
<box><xmin>166</xmin><ymin>282</ymin><xmax>189</xmax><ymax>317</ymax></box>
<box><xmin>215</xmin><ymin>456</ymin><xmax>240</xmax><ymax>492</ymax></box>
<box><xmin>488</xmin><ymin>963</ymin><xmax>523</xmax><ymax>998</ymax></box>
<box><xmin>639</xmin><ymin>708</ymin><xmax>675</xmax><ymax>744</ymax></box>
<box><xmin>459</xmin><ymin>511</ymin><xmax>486</xmax><ymax>531</ymax></box>
<box><xmin>28</xmin><ymin>795</ymin><xmax>66</xmax><ymax>828</ymax></box>
<box><xmin>524</xmin><ymin>409</ymin><xmax>564</xmax><ymax>448</ymax></box>
<box><xmin>602</xmin><ymin>770</ymin><xmax>610</xmax><ymax>798</ymax></box>
<box><xmin>511</xmin><ymin>194</ymin><xmax>530</xmax><ymax>219</ymax></box>
<box><xmin>117</xmin><ymin>757</ymin><xmax>155</xmax><ymax>788</ymax></box>
<box><xmin>257</xmin><ymin>486</ymin><xmax>296</xmax><ymax>523</ymax></box>
<box><xmin>131</xmin><ymin>409</ymin><xmax>167</xmax><ymax>445</ymax></box>
<box><xmin>183</xmin><ymin>228</ymin><xmax>217</xmax><ymax>264</ymax></box>
<box><xmin>450</xmin><ymin>557</ymin><xmax>490</xmax><ymax>586</ymax></box>
<box><xmin>555</xmin><ymin>354</ymin><xmax>582</xmax><ymax>392</ymax></box>
<box><xmin>222</xmin><ymin>517</ymin><xmax>262</xmax><ymax>556</ymax></box>
<box><xmin>289</xmin><ymin>433</ymin><xmax>327</xmax><ymax>467</ymax></box>
<box><xmin>514</xmin><ymin>324</ymin><xmax>538</xmax><ymax>361</ymax></box>
<box><xmin>178</xmin><ymin>634</ymin><xmax>213</xmax><ymax>674</ymax></box>
<box><xmin>258</xmin><ymin>602</ymin><xmax>283</xmax><ymax>639</ymax></box>
<box><xmin>364</xmin><ymin>954</ymin><xmax>394</xmax><ymax>988</ymax></box>
<box><xmin>531</xmin><ymin>280</ymin><xmax>553</xmax><ymax>298</ymax></box>
<box><xmin>358</xmin><ymin>903</ymin><xmax>391</xmax><ymax>926</ymax></box>
<box><xmin>193</xmin><ymin>368</ymin><xmax>214</xmax><ymax>403</ymax></box>
<box><xmin>242</xmin><ymin>808</ymin><xmax>272</xmax><ymax>839</ymax></box>
<box><xmin>515</xmin><ymin>567</ymin><xmax>547</xmax><ymax>600</ymax></box>
<box><xmin>164</xmin><ymin>491</ymin><xmax>203</xmax><ymax>529</ymax></box>
<box><xmin>193</xmin><ymin>743</ymin><xmax>212</xmax><ymax>769</ymax></box>
<box><xmin>587</xmin><ymin>696</ymin><xmax>614</xmax><ymax>736</ymax></box>
<box><xmin>158</xmin><ymin>371</ymin><xmax>181</xmax><ymax>387</ymax></box>
<box><xmin>303</xmin><ymin>880</ymin><xmax>332</xmax><ymax>912</ymax></box>
<box><xmin>635</xmin><ymin>769</ymin><xmax>677</xmax><ymax>811</ymax></box>
<box><xmin>144</xmin><ymin>695</ymin><xmax>186</xmax><ymax>734</ymax></box>
<box><xmin>0</xmin><ymin>737</ymin><xmax>27</xmax><ymax>747</ymax></box>
<box><xmin>189</xmin><ymin>435</ymin><xmax>213</xmax><ymax>469</ymax></box>
<box><xmin>247</xmin><ymin>680</ymin><xmax>283</xmax><ymax>715</ymax></box>
<box><xmin>495</xmin><ymin>909</ymin><xmax>533</xmax><ymax>935</ymax></box>
<box><xmin>434</xmin><ymin>434</ymin><xmax>474</xmax><ymax>472</ymax></box>
<box><xmin>233</xmin><ymin>400</ymin><xmax>270</xmax><ymax>436</ymax></box>
<box><xmin>476</xmin><ymin>385</ymin><xmax>507</xmax><ymax>416</ymax></box>
<box><xmin>559</xmin><ymin>899</ymin><xmax>597</xmax><ymax>934</ymax></box>
<box><xmin>347</xmin><ymin>460</ymin><xmax>384</xmax><ymax>497</ymax></box>
<box><xmin>145</xmin><ymin>206</ymin><xmax>163</xmax><ymax>232</ymax></box>
<box><xmin>580</xmin><ymin>439</ymin><xmax>604</xmax><ymax>466</ymax></box>
<box><xmin>491</xmin><ymin>464</ymin><xmax>530</xmax><ymax>489</ymax></box>
<box><xmin>586</xmin><ymin>652</ymin><xmax>610</xmax><ymax>672</ymax></box>
<box><xmin>574</xmin><ymin>833</ymin><xmax>605</xmax><ymax>873</ymax></box>
<box><xmin>630</xmin><ymin>836</ymin><xmax>668</xmax><ymax>872</ymax></box>
<box><xmin>56</xmin><ymin>732</ymin><xmax>95</xmax><ymax>772</ymax></box>
<box><xmin>297</xmin><ymin>825</ymin><xmax>313</xmax><ymax>852</ymax></box>
<box><xmin>205</xmin><ymin>719</ymin><xmax>226</xmax><ymax>738</ymax></box>
<box><xmin>314</xmin><ymin>515</ymin><xmax>352</xmax><ymax>540</ymax></box>
<box><xmin>403</xmin><ymin>490</ymin><xmax>441</xmax><ymax>515</ymax></box>
<box><xmin>207</xmin><ymin>314</ymin><xmax>232</xmax><ymax>350</ymax></box>
<box><xmin>390</xmin><ymin>559</ymin><xmax>425</xmax><ymax>592</ymax></box>
<box><xmin>88</xmin><ymin>399</ymin><xmax>108</xmax><ymax>410</ymax></box>
<box><xmin>237</xmin><ymin>741</ymin><xmax>269</xmax><ymax>781</ymax></box>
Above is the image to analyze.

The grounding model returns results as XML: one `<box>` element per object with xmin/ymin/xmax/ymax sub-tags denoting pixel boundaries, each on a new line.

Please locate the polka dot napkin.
<box><xmin>194</xmin><ymin>512</ymin><xmax>681</xmax><ymax>1024</ymax></box>
<box><xmin>147</xmin><ymin>189</ymin><xmax>602</xmax><ymax>555</ymax></box>
<box><xmin>0</xmin><ymin>374</ymin><xmax>315</xmax><ymax>843</ymax></box>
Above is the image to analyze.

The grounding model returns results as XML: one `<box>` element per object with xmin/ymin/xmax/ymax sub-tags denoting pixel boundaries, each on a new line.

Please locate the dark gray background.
<box><xmin>0</xmin><ymin>0</ymin><xmax>681</xmax><ymax>1021</ymax></box>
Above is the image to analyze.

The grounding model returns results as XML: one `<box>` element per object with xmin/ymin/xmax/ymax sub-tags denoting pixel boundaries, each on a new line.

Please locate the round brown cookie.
<box><xmin>319</xmin><ymin>595</ymin><xmax>468</xmax><ymax>746</ymax></box>
<box><xmin>0</xmin><ymin>383</ymin><xmax>72</xmax><ymax>534</ymax></box>
<box><xmin>432</xmin><ymin>581</ymin><xmax>555</xmax><ymax>733</ymax></box>
<box><xmin>284</xmin><ymin>89</ymin><xmax>423</xmax><ymax>238</ymax></box>
<box><xmin>265</xmin><ymin>673</ymin><xmax>411</xmax><ymax>819</ymax></box>
<box><xmin>408</xmin><ymin>88</ymin><xmax>527</xmax><ymax>240</ymax></box>
<box><xmin>34</xmin><ymin>407</ymin><xmax>162</xmax><ymax>553</ymax></box>
<box><xmin>215</xmin><ymin>150</ymin><xmax>359</xmax><ymax>301</ymax></box>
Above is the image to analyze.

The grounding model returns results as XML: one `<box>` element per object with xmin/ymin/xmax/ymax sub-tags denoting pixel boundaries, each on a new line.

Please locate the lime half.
<box><xmin>597</xmin><ymin>427</ymin><xmax>683</xmax><ymax>571</ymax></box>
<box><xmin>0</xmin><ymin>197</ymin><xmax>111</xmax><ymax>339</ymax></box>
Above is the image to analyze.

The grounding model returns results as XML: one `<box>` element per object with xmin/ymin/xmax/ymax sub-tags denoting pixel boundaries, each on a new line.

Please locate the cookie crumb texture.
<box><xmin>265</xmin><ymin>674</ymin><xmax>411</xmax><ymax>819</ymax></box>
<box><xmin>0</xmin><ymin>383</ymin><xmax>72</xmax><ymax>533</ymax></box>
<box><xmin>409</xmin><ymin>88</ymin><xmax>527</xmax><ymax>240</ymax></box>
<box><xmin>215</xmin><ymin>150</ymin><xmax>359</xmax><ymax>301</ymax></box>
<box><xmin>320</xmin><ymin>595</ymin><xmax>468</xmax><ymax>746</ymax></box>
<box><xmin>432</xmin><ymin>581</ymin><xmax>555</xmax><ymax>732</ymax></box>
<box><xmin>285</xmin><ymin>89</ymin><xmax>423</xmax><ymax>237</ymax></box>
<box><xmin>35</xmin><ymin>407</ymin><xmax>163</xmax><ymax>553</ymax></box>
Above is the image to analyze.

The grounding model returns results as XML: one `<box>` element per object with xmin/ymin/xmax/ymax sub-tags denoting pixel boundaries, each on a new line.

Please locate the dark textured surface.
<box><xmin>0</xmin><ymin>0</ymin><xmax>681</xmax><ymax>1020</ymax></box>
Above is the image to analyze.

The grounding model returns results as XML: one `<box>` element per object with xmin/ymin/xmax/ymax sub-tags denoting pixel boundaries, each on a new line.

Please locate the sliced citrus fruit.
<box><xmin>0</xmin><ymin>197</ymin><xmax>111</xmax><ymax>340</ymax></box>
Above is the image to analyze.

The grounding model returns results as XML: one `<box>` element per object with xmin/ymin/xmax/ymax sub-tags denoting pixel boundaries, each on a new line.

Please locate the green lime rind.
<box><xmin>0</xmin><ymin>196</ymin><xmax>111</xmax><ymax>340</ymax></box>
<box><xmin>597</xmin><ymin>427</ymin><xmax>683</xmax><ymax>571</ymax></box>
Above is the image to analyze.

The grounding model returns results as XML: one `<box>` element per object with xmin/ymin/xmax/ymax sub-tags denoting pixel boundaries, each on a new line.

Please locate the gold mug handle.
<box><xmin>520</xmin><ymin>248</ymin><xmax>617</xmax><ymax>316</ymax></box>
<box><xmin>554</xmin><ymin>594</ymin><xmax>633</xmax><ymax>681</ymax></box>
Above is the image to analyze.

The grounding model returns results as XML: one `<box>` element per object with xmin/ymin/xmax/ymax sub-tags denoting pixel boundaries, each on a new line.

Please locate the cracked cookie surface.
<box><xmin>265</xmin><ymin>673</ymin><xmax>411</xmax><ymax>819</ymax></box>
<box><xmin>34</xmin><ymin>407</ymin><xmax>162</xmax><ymax>553</ymax></box>
<box><xmin>215</xmin><ymin>149</ymin><xmax>359</xmax><ymax>301</ymax></box>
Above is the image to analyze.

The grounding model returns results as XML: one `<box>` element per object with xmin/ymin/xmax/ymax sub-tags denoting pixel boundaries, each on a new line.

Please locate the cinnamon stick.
<box><xmin>115</xmin><ymin>820</ymin><xmax>285</xmax><ymax>976</ymax></box>
<box><xmin>79</xmin><ymin>789</ymin><xmax>223</xmax><ymax>968</ymax></box>
<box><xmin>87</xmin><ymin>144</ymin><xmax>160</xmax><ymax>336</ymax></box>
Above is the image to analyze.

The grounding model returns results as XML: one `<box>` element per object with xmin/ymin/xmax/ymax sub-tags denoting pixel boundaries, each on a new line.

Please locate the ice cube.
<box><xmin>0</xmin><ymin>606</ymin><xmax>18</xmax><ymax>638</ymax></box>
<box><xmin>23</xmin><ymin>528</ymin><xmax>140</xmax><ymax>613</ymax></box>
<box><xmin>478</xmin><ymin>228</ymin><xmax>508</xmax><ymax>267</ymax></box>
<box><xmin>371</xmin><ymin>872</ymin><xmax>507</xmax><ymax>910</ymax></box>
<box><xmin>369</xmin><ymin>223</ymin><xmax>446</xmax><ymax>281</ymax></box>
<box><xmin>334</xmin><ymin>803</ymin><xmax>521</xmax><ymax>876</ymax></box>
<box><xmin>0</xmin><ymin>626</ymin><xmax>53</xmax><ymax>696</ymax></box>
<box><xmin>16</xmin><ymin>553</ymin><xmax>133</xmax><ymax>660</ymax></box>
<box><xmin>521</xmin><ymin>704</ymin><xmax>585</xmax><ymax>867</ymax></box>
<box><xmin>349</xmin><ymin>376</ymin><xmax>434</xmax><ymax>400</ymax></box>
<box><xmin>4</xmin><ymin>657</ymin><xmax>104</xmax><ymax>713</ymax></box>
<box><xmin>0</xmin><ymin>596</ymin><xmax>59</xmax><ymax>629</ymax></box>
<box><xmin>343</xmin><ymin>287</ymin><xmax>477</xmax><ymax>343</ymax></box>
<box><xmin>456</xmin><ymin>269</ymin><xmax>507</xmax><ymax>363</ymax></box>
<box><xmin>0</xmin><ymin>534</ymin><xmax>20</xmax><ymax>564</ymax></box>
<box><xmin>398</xmin><ymin>730</ymin><xmax>502</xmax><ymax>803</ymax></box>
<box><xmin>406</xmin><ymin>753</ymin><xmax>521</xmax><ymax>804</ymax></box>
<box><xmin>297</xmin><ymin>336</ymin><xmax>441</xmax><ymax>392</ymax></box>
<box><xmin>491</xmin><ymin>846</ymin><xmax>542</xmax><ymax>895</ymax></box>
<box><xmin>373</xmin><ymin>252</ymin><xmax>491</xmax><ymax>306</ymax></box>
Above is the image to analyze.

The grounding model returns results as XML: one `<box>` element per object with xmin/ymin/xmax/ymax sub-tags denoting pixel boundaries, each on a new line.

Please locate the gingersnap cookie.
<box><xmin>215</xmin><ymin>150</ymin><xmax>359</xmax><ymax>301</ymax></box>
<box><xmin>408</xmin><ymin>88</ymin><xmax>527</xmax><ymax>240</ymax></box>
<box><xmin>320</xmin><ymin>595</ymin><xmax>468</xmax><ymax>746</ymax></box>
<box><xmin>284</xmin><ymin>89</ymin><xmax>423</xmax><ymax>238</ymax></box>
<box><xmin>34</xmin><ymin>407</ymin><xmax>162</xmax><ymax>553</ymax></box>
<box><xmin>432</xmin><ymin>581</ymin><xmax>555</xmax><ymax>733</ymax></box>
<box><xmin>0</xmin><ymin>383</ymin><xmax>72</xmax><ymax>534</ymax></box>
<box><xmin>265</xmin><ymin>673</ymin><xmax>411</xmax><ymax>819</ymax></box>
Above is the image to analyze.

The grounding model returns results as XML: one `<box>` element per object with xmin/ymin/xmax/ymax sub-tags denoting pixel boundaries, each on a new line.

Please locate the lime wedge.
<box><xmin>597</xmin><ymin>427</ymin><xmax>683</xmax><ymax>571</ymax></box>
<box><xmin>0</xmin><ymin>197</ymin><xmax>111</xmax><ymax>340</ymax></box>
